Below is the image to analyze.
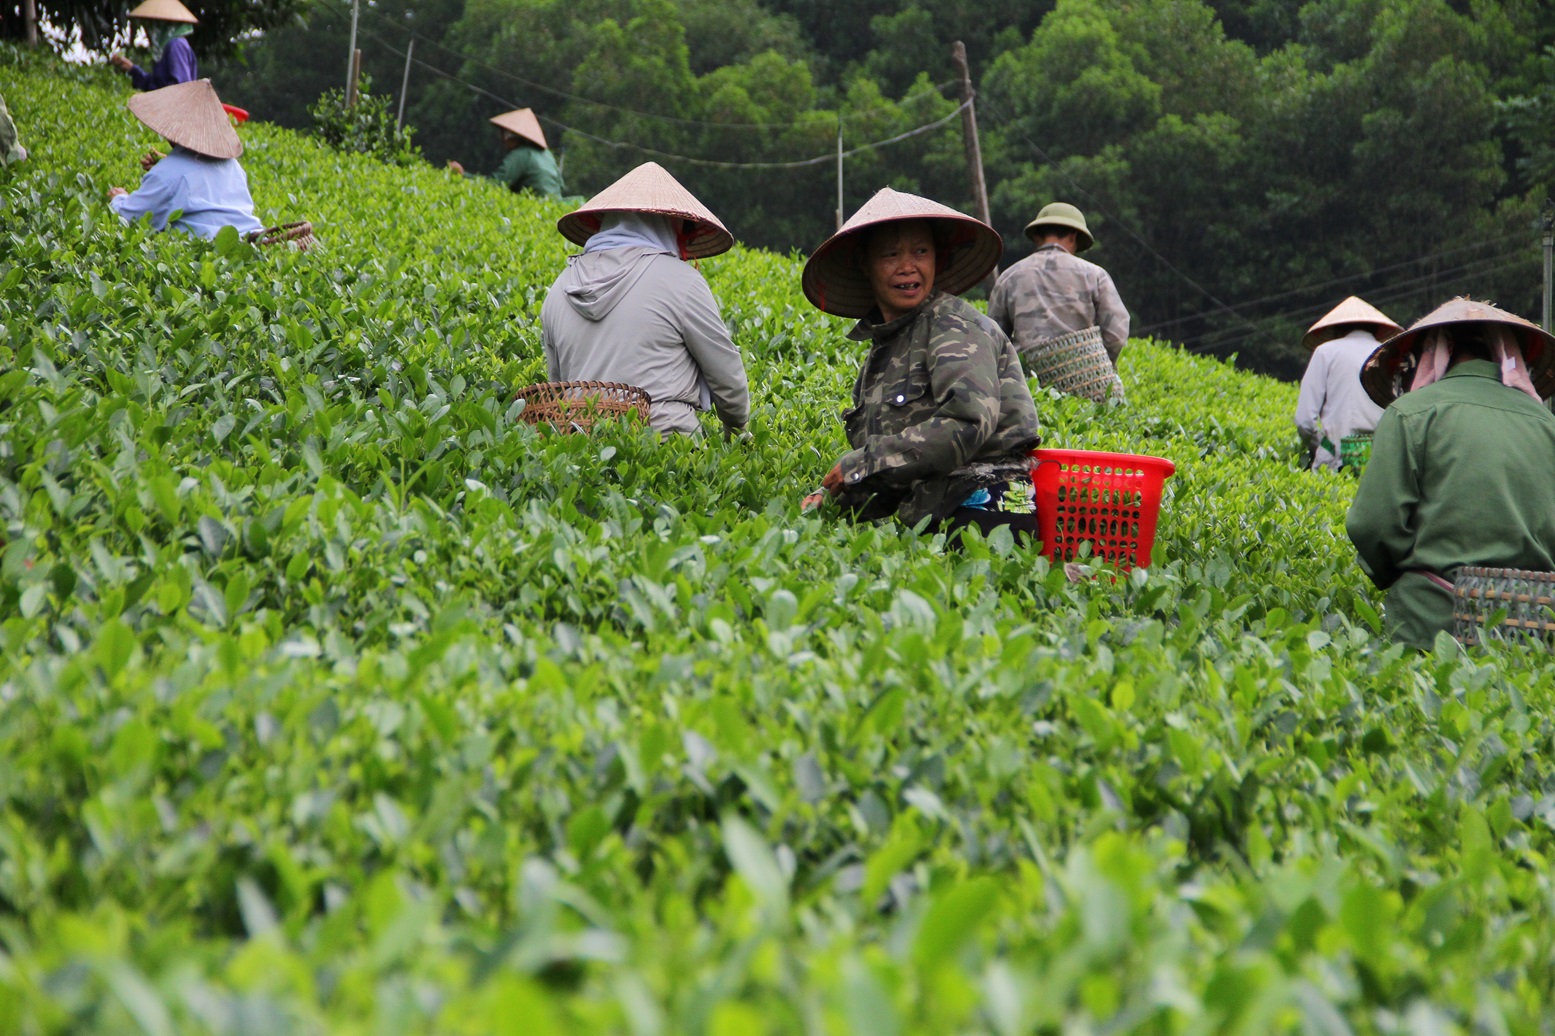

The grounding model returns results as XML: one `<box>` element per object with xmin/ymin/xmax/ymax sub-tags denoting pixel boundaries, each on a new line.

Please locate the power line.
<box><xmin>1130</xmin><ymin>233</ymin><xmax>1532</xmax><ymax>338</ymax></box>
<box><xmin>331</xmin><ymin>8</ymin><xmax>970</xmax><ymax>171</ymax></box>
<box><xmin>1180</xmin><ymin>249</ymin><xmax>1535</xmax><ymax>355</ymax></box>
<box><xmin>976</xmin><ymin>96</ymin><xmax>1280</xmax><ymax>355</ymax></box>
<box><xmin>317</xmin><ymin>0</ymin><xmax>955</xmax><ymax>133</ymax></box>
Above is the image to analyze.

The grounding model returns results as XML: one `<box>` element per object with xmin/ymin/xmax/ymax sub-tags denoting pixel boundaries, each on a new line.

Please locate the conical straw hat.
<box><xmin>801</xmin><ymin>187</ymin><xmax>1002</xmax><ymax>318</ymax></box>
<box><xmin>1360</xmin><ymin>296</ymin><xmax>1555</xmax><ymax>407</ymax></box>
<box><xmin>127</xmin><ymin>0</ymin><xmax>198</xmax><ymax>23</ymax></box>
<box><xmin>127</xmin><ymin>80</ymin><xmax>242</xmax><ymax>160</ymax></box>
<box><xmin>1302</xmin><ymin>295</ymin><xmax>1403</xmax><ymax>351</ymax></box>
<box><xmin>558</xmin><ymin>162</ymin><xmax>733</xmax><ymax>259</ymax></box>
<box><xmin>489</xmin><ymin>108</ymin><xmax>547</xmax><ymax>150</ymax></box>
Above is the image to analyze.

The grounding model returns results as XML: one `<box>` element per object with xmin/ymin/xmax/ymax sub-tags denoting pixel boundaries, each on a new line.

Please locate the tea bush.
<box><xmin>4</xmin><ymin>46</ymin><xmax>1555</xmax><ymax>1035</ymax></box>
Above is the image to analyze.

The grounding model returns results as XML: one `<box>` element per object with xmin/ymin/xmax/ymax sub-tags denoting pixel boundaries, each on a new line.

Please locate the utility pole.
<box><xmin>835</xmin><ymin>117</ymin><xmax>844</xmax><ymax>231</ymax></box>
<box><xmin>951</xmin><ymin>41</ymin><xmax>994</xmax><ymax>284</ymax></box>
<box><xmin>22</xmin><ymin>0</ymin><xmax>37</xmax><ymax>45</ymax></box>
<box><xmin>397</xmin><ymin>39</ymin><xmax>415</xmax><ymax>130</ymax></box>
<box><xmin>346</xmin><ymin>0</ymin><xmax>361</xmax><ymax>104</ymax></box>
<box><xmin>1542</xmin><ymin>198</ymin><xmax>1553</xmax><ymax>333</ymax></box>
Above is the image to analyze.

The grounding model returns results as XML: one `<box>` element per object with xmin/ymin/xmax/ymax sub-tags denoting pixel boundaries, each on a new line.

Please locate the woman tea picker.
<box><xmin>541</xmin><ymin>162</ymin><xmax>750</xmax><ymax>437</ymax></box>
<box><xmin>1347</xmin><ymin>297</ymin><xmax>1555</xmax><ymax>648</ymax></box>
<box><xmin>801</xmin><ymin>188</ymin><xmax>1041</xmax><ymax>540</ymax></box>
<box><xmin>108</xmin><ymin>79</ymin><xmax>263</xmax><ymax>241</ymax></box>
<box><xmin>1293</xmin><ymin>296</ymin><xmax>1402</xmax><ymax>471</ymax></box>
<box><xmin>110</xmin><ymin>0</ymin><xmax>199</xmax><ymax>91</ymax></box>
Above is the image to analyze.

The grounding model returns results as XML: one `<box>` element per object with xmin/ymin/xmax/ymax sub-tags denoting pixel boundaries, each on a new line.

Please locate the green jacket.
<box><xmin>1346</xmin><ymin>359</ymin><xmax>1555</xmax><ymax>647</ymax></box>
<box><xmin>835</xmin><ymin>291</ymin><xmax>1042</xmax><ymax>526</ymax></box>
<box><xmin>491</xmin><ymin>145</ymin><xmax>564</xmax><ymax>199</ymax></box>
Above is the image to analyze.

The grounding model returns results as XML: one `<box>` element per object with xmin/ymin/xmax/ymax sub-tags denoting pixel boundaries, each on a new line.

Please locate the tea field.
<box><xmin>6</xmin><ymin>48</ymin><xmax>1555</xmax><ymax>1035</ymax></box>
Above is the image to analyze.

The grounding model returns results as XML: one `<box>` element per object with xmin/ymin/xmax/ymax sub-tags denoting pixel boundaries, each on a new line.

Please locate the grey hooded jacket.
<box><xmin>540</xmin><ymin>246</ymin><xmax>750</xmax><ymax>435</ymax></box>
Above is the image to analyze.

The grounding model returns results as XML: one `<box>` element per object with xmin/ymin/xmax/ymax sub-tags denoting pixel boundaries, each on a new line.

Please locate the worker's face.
<box><xmin>499</xmin><ymin>131</ymin><xmax>521</xmax><ymax>151</ymax></box>
<box><xmin>864</xmin><ymin>221</ymin><xmax>936</xmax><ymax>323</ymax></box>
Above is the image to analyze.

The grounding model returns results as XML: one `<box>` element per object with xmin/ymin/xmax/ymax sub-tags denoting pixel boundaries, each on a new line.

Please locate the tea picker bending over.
<box><xmin>108</xmin><ymin>80</ymin><xmax>262</xmax><ymax>241</ymax></box>
<box><xmin>540</xmin><ymin>162</ymin><xmax>750</xmax><ymax>437</ymax></box>
<box><xmin>1347</xmin><ymin>298</ymin><xmax>1555</xmax><ymax>648</ymax></box>
<box><xmin>1293</xmin><ymin>296</ymin><xmax>1401</xmax><ymax>471</ymax></box>
<box><xmin>801</xmin><ymin>188</ymin><xmax>1041</xmax><ymax>541</ymax></box>
<box><xmin>447</xmin><ymin>108</ymin><xmax>565</xmax><ymax>201</ymax></box>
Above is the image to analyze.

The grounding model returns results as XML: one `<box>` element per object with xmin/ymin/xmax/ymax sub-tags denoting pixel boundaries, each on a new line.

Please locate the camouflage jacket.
<box><xmin>833</xmin><ymin>291</ymin><xmax>1042</xmax><ymax>526</ymax></box>
<box><xmin>988</xmin><ymin>244</ymin><xmax>1130</xmax><ymax>362</ymax></box>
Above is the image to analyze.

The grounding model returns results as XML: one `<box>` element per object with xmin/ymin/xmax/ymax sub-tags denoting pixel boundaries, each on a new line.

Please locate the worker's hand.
<box><xmin>107</xmin><ymin>186</ymin><xmax>127</xmax><ymax>199</ymax></box>
<box><xmin>821</xmin><ymin>463</ymin><xmax>845</xmax><ymax>495</ymax></box>
<box><xmin>446</xmin><ymin>160</ymin><xmax>465</xmax><ymax>176</ymax></box>
<box><xmin>722</xmin><ymin>422</ymin><xmax>751</xmax><ymax>444</ymax></box>
<box><xmin>109</xmin><ymin>53</ymin><xmax>133</xmax><ymax>72</ymax></box>
<box><xmin>803</xmin><ymin>463</ymin><xmax>846</xmax><ymax>511</ymax></box>
<box><xmin>140</xmin><ymin>149</ymin><xmax>165</xmax><ymax>171</ymax></box>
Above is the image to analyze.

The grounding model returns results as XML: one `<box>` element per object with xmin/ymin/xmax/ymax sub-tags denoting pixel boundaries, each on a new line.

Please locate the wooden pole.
<box><xmin>22</xmin><ymin>0</ymin><xmax>38</xmax><ymax>46</ymax></box>
<box><xmin>347</xmin><ymin>49</ymin><xmax>362</xmax><ymax>107</ymax></box>
<box><xmin>346</xmin><ymin>0</ymin><xmax>360</xmax><ymax>100</ymax></box>
<box><xmin>835</xmin><ymin>116</ymin><xmax>844</xmax><ymax>231</ymax></box>
<box><xmin>1542</xmin><ymin>198</ymin><xmax>1553</xmax><ymax>333</ymax></box>
<box><xmin>952</xmin><ymin>41</ymin><xmax>995</xmax><ymax>284</ymax></box>
<box><xmin>397</xmin><ymin>39</ymin><xmax>415</xmax><ymax>129</ymax></box>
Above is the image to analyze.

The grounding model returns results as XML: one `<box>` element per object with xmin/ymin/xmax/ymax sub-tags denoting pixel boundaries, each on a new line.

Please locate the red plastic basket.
<box><xmin>1030</xmin><ymin>449</ymin><xmax>1176</xmax><ymax>570</ymax></box>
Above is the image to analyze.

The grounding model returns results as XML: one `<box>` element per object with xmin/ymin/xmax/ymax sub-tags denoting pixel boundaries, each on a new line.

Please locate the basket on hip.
<box><xmin>514</xmin><ymin>380</ymin><xmax>652</xmax><ymax>433</ymax></box>
<box><xmin>1339</xmin><ymin>432</ymin><xmax>1373</xmax><ymax>473</ymax></box>
<box><xmin>1452</xmin><ymin>566</ymin><xmax>1555</xmax><ymax>647</ymax></box>
<box><xmin>246</xmin><ymin>221</ymin><xmax>316</xmax><ymax>252</ymax></box>
<box><xmin>1026</xmin><ymin>326</ymin><xmax>1124</xmax><ymax>403</ymax></box>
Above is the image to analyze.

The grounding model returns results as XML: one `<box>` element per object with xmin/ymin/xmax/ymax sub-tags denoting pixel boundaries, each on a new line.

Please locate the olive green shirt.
<box><xmin>490</xmin><ymin>145</ymin><xmax>564</xmax><ymax>200</ymax></box>
<box><xmin>1346</xmin><ymin>360</ymin><xmax>1555</xmax><ymax>647</ymax></box>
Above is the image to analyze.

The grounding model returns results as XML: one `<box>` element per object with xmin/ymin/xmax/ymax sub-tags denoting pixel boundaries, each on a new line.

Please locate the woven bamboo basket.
<box><xmin>246</xmin><ymin>221</ymin><xmax>316</xmax><ymax>252</ymax></box>
<box><xmin>514</xmin><ymin>380</ymin><xmax>651</xmax><ymax>433</ymax></box>
<box><xmin>1026</xmin><ymin>325</ymin><xmax>1125</xmax><ymax>403</ymax></box>
<box><xmin>1339</xmin><ymin>432</ymin><xmax>1374</xmax><ymax>473</ymax></box>
<box><xmin>1452</xmin><ymin>566</ymin><xmax>1555</xmax><ymax>646</ymax></box>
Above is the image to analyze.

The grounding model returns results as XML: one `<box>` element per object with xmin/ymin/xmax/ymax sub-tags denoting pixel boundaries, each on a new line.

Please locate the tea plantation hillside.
<box><xmin>5</xmin><ymin>49</ymin><xmax>1555</xmax><ymax>1035</ymax></box>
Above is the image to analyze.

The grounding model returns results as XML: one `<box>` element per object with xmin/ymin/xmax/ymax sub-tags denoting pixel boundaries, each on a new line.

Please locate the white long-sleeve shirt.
<box><xmin>1294</xmin><ymin>328</ymin><xmax>1386</xmax><ymax>470</ymax></box>
<box><xmin>110</xmin><ymin>146</ymin><xmax>263</xmax><ymax>240</ymax></box>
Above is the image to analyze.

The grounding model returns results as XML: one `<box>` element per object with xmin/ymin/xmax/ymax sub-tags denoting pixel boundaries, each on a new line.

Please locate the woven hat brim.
<box><xmin>1023</xmin><ymin>215</ymin><xmax>1094</xmax><ymax>252</ymax></box>
<box><xmin>1302</xmin><ymin>295</ymin><xmax>1403</xmax><ymax>351</ymax></box>
<box><xmin>801</xmin><ymin>189</ymin><xmax>1002</xmax><ymax>318</ymax></box>
<box><xmin>556</xmin><ymin>162</ymin><xmax>732</xmax><ymax>259</ymax></box>
<box><xmin>489</xmin><ymin>109</ymin><xmax>547</xmax><ymax>150</ymax></box>
<box><xmin>1360</xmin><ymin>299</ymin><xmax>1555</xmax><ymax>407</ymax></box>
<box><xmin>127</xmin><ymin>80</ymin><xmax>241</xmax><ymax>160</ymax></box>
<box><xmin>127</xmin><ymin>0</ymin><xmax>198</xmax><ymax>22</ymax></box>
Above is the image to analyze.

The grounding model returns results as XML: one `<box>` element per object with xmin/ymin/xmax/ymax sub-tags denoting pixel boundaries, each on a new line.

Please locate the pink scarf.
<box><xmin>1408</xmin><ymin>327</ymin><xmax>1541</xmax><ymax>401</ymax></box>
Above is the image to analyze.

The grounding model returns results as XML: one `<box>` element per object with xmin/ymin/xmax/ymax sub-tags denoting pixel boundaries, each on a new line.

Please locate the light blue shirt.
<box><xmin>110</xmin><ymin>146</ymin><xmax>263</xmax><ymax>239</ymax></box>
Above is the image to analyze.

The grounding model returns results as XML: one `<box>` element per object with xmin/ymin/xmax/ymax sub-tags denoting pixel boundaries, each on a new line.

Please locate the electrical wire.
<box><xmin>317</xmin><ymin>0</ymin><xmax>956</xmax><ymax>133</ymax></box>
<box><xmin>326</xmin><ymin>7</ymin><xmax>969</xmax><ymax>171</ymax></box>
<box><xmin>1130</xmin><ymin>233</ymin><xmax>1534</xmax><ymax>338</ymax></box>
<box><xmin>1180</xmin><ymin>250</ymin><xmax>1535</xmax><ymax>354</ymax></box>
